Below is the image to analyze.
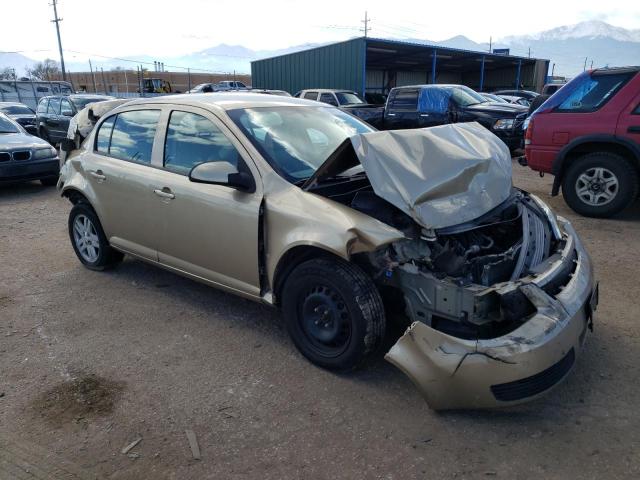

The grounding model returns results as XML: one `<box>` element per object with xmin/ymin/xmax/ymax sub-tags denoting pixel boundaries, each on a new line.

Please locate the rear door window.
<box><xmin>304</xmin><ymin>91</ymin><xmax>318</xmax><ymax>100</ymax></box>
<box><xmin>163</xmin><ymin>111</ymin><xmax>239</xmax><ymax>175</ymax></box>
<box><xmin>37</xmin><ymin>98</ymin><xmax>49</xmax><ymax>114</ymax></box>
<box><xmin>60</xmin><ymin>98</ymin><xmax>73</xmax><ymax>116</ymax></box>
<box><xmin>388</xmin><ymin>89</ymin><xmax>419</xmax><ymax>111</ymax></box>
<box><xmin>102</xmin><ymin>110</ymin><xmax>160</xmax><ymax>164</ymax></box>
<box><xmin>47</xmin><ymin>97</ymin><xmax>61</xmax><ymax>115</ymax></box>
<box><xmin>96</xmin><ymin>116</ymin><xmax>116</xmax><ymax>154</ymax></box>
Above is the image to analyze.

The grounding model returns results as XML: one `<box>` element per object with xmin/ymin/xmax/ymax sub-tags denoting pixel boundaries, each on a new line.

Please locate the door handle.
<box><xmin>89</xmin><ymin>170</ymin><xmax>106</xmax><ymax>181</ymax></box>
<box><xmin>153</xmin><ymin>188</ymin><xmax>175</xmax><ymax>199</ymax></box>
<box><xmin>628</xmin><ymin>126</ymin><xmax>640</xmax><ymax>134</ymax></box>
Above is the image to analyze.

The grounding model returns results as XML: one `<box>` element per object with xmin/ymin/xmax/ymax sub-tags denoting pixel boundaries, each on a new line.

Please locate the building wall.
<box><xmin>51</xmin><ymin>71</ymin><xmax>252</xmax><ymax>94</ymax></box>
<box><xmin>251</xmin><ymin>38</ymin><xmax>366</xmax><ymax>95</ymax></box>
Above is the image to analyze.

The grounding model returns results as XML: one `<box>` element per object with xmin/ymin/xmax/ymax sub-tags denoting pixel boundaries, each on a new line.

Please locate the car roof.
<box><xmin>0</xmin><ymin>101</ymin><xmax>29</xmax><ymax>107</ymax></box>
<box><xmin>392</xmin><ymin>84</ymin><xmax>469</xmax><ymax>90</ymax></box>
<box><xmin>119</xmin><ymin>92</ymin><xmax>321</xmax><ymax>110</ymax></box>
<box><xmin>301</xmin><ymin>89</ymin><xmax>357</xmax><ymax>93</ymax></box>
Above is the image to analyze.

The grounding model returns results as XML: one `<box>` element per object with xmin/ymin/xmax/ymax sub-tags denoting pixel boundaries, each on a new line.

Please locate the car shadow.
<box><xmin>0</xmin><ymin>180</ymin><xmax>56</xmax><ymax>201</ymax></box>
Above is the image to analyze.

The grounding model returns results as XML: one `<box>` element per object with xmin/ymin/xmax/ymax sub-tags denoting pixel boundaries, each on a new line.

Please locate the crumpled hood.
<box><xmin>349</xmin><ymin>122</ymin><xmax>513</xmax><ymax>230</ymax></box>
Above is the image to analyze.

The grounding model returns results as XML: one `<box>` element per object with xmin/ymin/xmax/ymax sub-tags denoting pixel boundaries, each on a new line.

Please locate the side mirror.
<box><xmin>188</xmin><ymin>161</ymin><xmax>255</xmax><ymax>193</ymax></box>
<box><xmin>60</xmin><ymin>138</ymin><xmax>75</xmax><ymax>152</ymax></box>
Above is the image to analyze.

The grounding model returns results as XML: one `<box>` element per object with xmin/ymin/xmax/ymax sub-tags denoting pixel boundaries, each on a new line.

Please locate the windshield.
<box><xmin>0</xmin><ymin>115</ymin><xmax>19</xmax><ymax>133</ymax></box>
<box><xmin>448</xmin><ymin>86</ymin><xmax>487</xmax><ymax>107</ymax></box>
<box><xmin>71</xmin><ymin>97</ymin><xmax>111</xmax><ymax>110</ymax></box>
<box><xmin>228</xmin><ymin>106</ymin><xmax>373</xmax><ymax>182</ymax></box>
<box><xmin>482</xmin><ymin>94</ymin><xmax>507</xmax><ymax>103</ymax></box>
<box><xmin>336</xmin><ymin>92</ymin><xmax>366</xmax><ymax>105</ymax></box>
<box><xmin>0</xmin><ymin>105</ymin><xmax>34</xmax><ymax>115</ymax></box>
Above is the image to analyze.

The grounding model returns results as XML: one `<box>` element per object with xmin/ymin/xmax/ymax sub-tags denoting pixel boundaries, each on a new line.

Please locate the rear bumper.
<box><xmin>386</xmin><ymin>219</ymin><xmax>596</xmax><ymax>409</ymax></box>
<box><xmin>494</xmin><ymin>131</ymin><xmax>524</xmax><ymax>150</ymax></box>
<box><xmin>0</xmin><ymin>158</ymin><xmax>60</xmax><ymax>183</ymax></box>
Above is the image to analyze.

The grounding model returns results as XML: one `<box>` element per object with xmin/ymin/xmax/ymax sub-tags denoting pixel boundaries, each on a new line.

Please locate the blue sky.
<box><xmin>2</xmin><ymin>0</ymin><xmax>639</xmax><ymax>61</ymax></box>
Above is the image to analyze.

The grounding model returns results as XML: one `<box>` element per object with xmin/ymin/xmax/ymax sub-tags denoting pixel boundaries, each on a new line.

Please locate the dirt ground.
<box><xmin>1</xmin><ymin>162</ymin><xmax>639</xmax><ymax>479</ymax></box>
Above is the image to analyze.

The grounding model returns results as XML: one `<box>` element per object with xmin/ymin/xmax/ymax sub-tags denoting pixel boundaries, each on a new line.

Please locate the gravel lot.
<box><xmin>1</xmin><ymin>162</ymin><xmax>639</xmax><ymax>479</ymax></box>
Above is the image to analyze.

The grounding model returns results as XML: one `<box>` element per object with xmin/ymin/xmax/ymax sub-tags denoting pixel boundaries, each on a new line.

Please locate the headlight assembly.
<box><xmin>33</xmin><ymin>146</ymin><xmax>57</xmax><ymax>159</ymax></box>
<box><xmin>493</xmin><ymin>119</ymin><xmax>515</xmax><ymax>130</ymax></box>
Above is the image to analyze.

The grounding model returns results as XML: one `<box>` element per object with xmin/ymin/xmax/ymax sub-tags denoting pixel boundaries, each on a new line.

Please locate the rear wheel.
<box><xmin>562</xmin><ymin>152</ymin><xmax>638</xmax><ymax>218</ymax></box>
<box><xmin>68</xmin><ymin>202</ymin><xmax>123</xmax><ymax>270</ymax></box>
<box><xmin>282</xmin><ymin>257</ymin><xmax>386</xmax><ymax>371</ymax></box>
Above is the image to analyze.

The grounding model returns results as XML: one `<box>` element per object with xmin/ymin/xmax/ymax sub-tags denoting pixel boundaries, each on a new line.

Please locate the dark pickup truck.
<box><xmin>296</xmin><ymin>85</ymin><xmax>527</xmax><ymax>151</ymax></box>
<box><xmin>383</xmin><ymin>84</ymin><xmax>529</xmax><ymax>152</ymax></box>
<box><xmin>294</xmin><ymin>89</ymin><xmax>385</xmax><ymax>129</ymax></box>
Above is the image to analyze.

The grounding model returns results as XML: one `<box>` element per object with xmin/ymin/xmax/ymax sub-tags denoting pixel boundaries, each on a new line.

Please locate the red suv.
<box><xmin>525</xmin><ymin>66</ymin><xmax>640</xmax><ymax>217</ymax></box>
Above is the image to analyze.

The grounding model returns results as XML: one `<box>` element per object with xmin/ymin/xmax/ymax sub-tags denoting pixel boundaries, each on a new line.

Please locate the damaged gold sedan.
<box><xmin>58</xmin><ymin>93</ymin><xmax>598</xmax><ymax>409</ymax></box>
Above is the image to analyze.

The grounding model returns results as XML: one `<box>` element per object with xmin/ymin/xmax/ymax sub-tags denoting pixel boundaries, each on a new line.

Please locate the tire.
<box><xmin>68</xmin><ymin>202</ymin><xmax>123</xmax><ymax>270</ymax></box>
<box><xmin>40</xmin><ymin>177</ymin><xmax>58</xmax><ymax>186</ymax></box>
<box><xmin>282</xmin><ymin>257</ymin><xmax>386</xmax><ymax>371</ymax></box>
<box><xmin>562</xmin><ymin>152</ymin><xmax>639</xmax><ymax>218</ymax></box>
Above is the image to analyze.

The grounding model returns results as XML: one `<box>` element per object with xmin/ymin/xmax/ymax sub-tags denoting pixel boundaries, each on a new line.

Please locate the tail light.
<box><xmin>524</xmin><ymin>116</ymin><xmax>534</xmax><ymax>145</ymax></box>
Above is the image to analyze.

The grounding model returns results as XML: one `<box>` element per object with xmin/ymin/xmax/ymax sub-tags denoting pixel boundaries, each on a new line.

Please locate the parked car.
<box><xmin>525</xmin><ymin>66</ymin><xmax>640</xmax><ymax>218</ymax></box>
<box><xmin>142</xmin><ymin>78</ymin><xmax>172</xmax><ymax>93</ymax></box>
<box><xmin>365</xmin><ymin>92</ymin><xmax>387</xmax><ymax>105</ymax></box>
<box><xmin>248</xmin><ymin>89</ymin><xmax>292</xmax><ymax>96</ymax></box>
<box><xmin>65</xmin><ymin>98</ymin><xmax>131</xmax><ymax>149</ymax></box>
<box><xmin>0</xmin><ymin>112</ymin><xmax>59</xmax><ymax>185</ymax></box>
<box><xmin>295</xmin><ymin>89</ymin><xmax>385</xmax><ymax>128</ymax></box>
<box><xmin>497</xmin><ymin>94</ymin><xmax>531</xmax><ymax>107</ymax></box>
<box><xmin>36</xmin><ymin>94</ymin><xmax>114</xmax><ymax>145</ymax></box>
<box><xmin>0</xmin><ymin>102</ymin><xmax>37</xmax><ymax>135</ymax></box>
<box><xmin>479</xmin><ymin>93</ymin><xmax>509</xmax><ymax>104</ymax></box>
<box><xmin>58</xmin><ymin>93</ymin><xmax>597</xmax><ymax>409</ymax></box>
<box><xmin>383</xmin><ymin>85</ymin><xmax>528</xmax><ymax>151</ymax></box>
<box><xmin>214</xmin><ymin>81</ymin><xmax>249</xmax><ymax>91</ymax></box>
<box><xmin>188</xmin><ymin>83</ymin><xmax>214</xmax><ymax>93</ymax></box>
<box><xmin>493</xmin><ymin>89</ymin><xmax>539</xmax><ymax>101</ymax></box>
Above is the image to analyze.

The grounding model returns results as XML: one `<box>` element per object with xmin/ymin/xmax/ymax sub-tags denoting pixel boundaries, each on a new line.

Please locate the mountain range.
<box><xmin>2</xmin><ymin>20</ymin><xmax>638</xmax><ymax>79</ymax></box>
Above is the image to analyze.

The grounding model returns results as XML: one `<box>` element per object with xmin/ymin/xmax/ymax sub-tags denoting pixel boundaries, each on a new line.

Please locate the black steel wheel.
<box><xmin>282</xmin><ymin>257</ymin><xmax>385</xmax><ymax>371</ymax></box>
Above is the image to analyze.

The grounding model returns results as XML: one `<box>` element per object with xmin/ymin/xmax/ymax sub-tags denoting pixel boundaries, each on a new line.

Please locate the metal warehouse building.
<box><xmin>251</xmin><ymin>37</ymin><xmax>549</xmax><ymax>96</ymax></box>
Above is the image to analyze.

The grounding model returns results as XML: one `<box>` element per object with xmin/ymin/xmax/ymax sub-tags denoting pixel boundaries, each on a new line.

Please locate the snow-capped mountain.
<box><xmin>501</xmin><ymin>20</ymin><xmax>640</xmax><ymax>44</ymax></box>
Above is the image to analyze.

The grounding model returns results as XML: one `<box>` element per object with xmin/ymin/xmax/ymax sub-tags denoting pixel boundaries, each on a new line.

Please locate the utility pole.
<box><xmin>551</xmin><ymin>63</ymin><xmax>556</xmax><ymax>76</ymax></box>
<box><xmin>361</xmin><ymin>11</ymin><xmax>370</xmax><ymax>37</ymax></box>
<box><xmin>528</xmin><ymin>47</ymin><xmax>531</xmax><ymax>58</ymax></box>
<box><xmin>88</xmin><ymin>59</ymin><xmax>97</xmax><ymax>93</ymax></box>
<box><xmin>583</xmin><ymin>57</ymin><xmax>588</xmax><ymax>71</ymax></box>
<box><xmin>50</xmin><ymin>0</ymin><xmax>67</xmax><ymax>81</ymax></box>
<box><xmin>100</xmin><ymin>68</ymin><xmax>107</xmax><ymax>94</ymax></box>
<box><xmin>590</xmin><ymin>60</ymin><xmax>594</xmax><ymax>69</ymax></box>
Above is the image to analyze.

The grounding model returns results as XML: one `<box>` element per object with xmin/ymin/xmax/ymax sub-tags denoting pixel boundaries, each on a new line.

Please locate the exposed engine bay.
<box><xmin>307</xmin><ymin>174</ymin><xmax>570</xmax><ymax>341</ymax></box>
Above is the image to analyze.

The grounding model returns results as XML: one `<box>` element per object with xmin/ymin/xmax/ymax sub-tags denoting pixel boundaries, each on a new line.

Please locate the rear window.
<box><xmin>388</xmin><ymin>89</ymin><xmax>419</xmax><ymax>111</ymax></box>
<box><xmin>539</xmin><ymin>71</ymin><xmax>633</xmax><ymax>114</ymax></box>
<box><xmin>0</xmin><ymin>105</ymin><xmax>34</xmax><ymax>115</ymax></box>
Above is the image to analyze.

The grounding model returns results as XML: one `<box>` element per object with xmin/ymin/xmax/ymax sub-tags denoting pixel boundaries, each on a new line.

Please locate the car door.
<box><xmin>44</xmin><ymin>96</ymin><xmax>61</xmax><ymax>141</ymax></box>
<box><xmin>59</xmin><ymin>97</ymin><xmax>75</xmax><ymax>139</ymax></box>
<box><xmin>151</xmin><ymin>106</ymin><xmax>263</xmax><ymax>297</ymax></box>
<box><xmin>82</xmin><ymin>108</ymin><xmax>166</xmax><ymax>261</ymax></box>
<box><xmin>615</xmin><ymin>74</ymin><xmax>640</xmax><ymax>144</ymax></box>
<box><xmin>384</xmin><ymin>88</ymin><xmax>420</xmax><ymax>129</ymax></box>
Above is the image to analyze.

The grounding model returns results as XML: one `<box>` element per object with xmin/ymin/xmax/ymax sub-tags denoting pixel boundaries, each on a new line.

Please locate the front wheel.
<box><xmin>68</xmin><ymin>203</ymin><xmax>123</xmax><ymax>270</ymax></box>
<box><xmin>562</xmin><ymin>152</ymin><xmax>639</xmax><ymax>218</ymax></box>
<box><xmin>282</xmin><ymin>257</ymin><xmax>386</xmax><ymax>371</ymax></box>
